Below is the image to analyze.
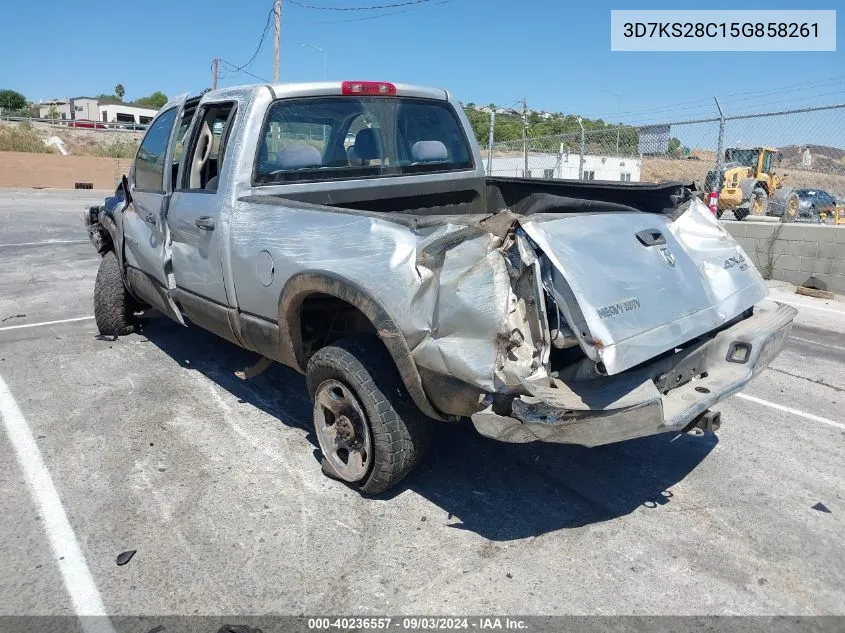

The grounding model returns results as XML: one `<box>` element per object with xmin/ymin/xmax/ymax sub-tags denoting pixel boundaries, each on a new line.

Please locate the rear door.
<box><xmin>521</xmin><ymin>199</ymin><xmax>768</xmax><ymax>375</ymax></box>
<box><xmin>168</xmin><ymin>100</ymin><xmax>238</xmax><ymax>307</ymax></box>
<box><xmin>124</xmin><ymin>95</ymin><xmax>188</xmax><ymax>293</ymax></box>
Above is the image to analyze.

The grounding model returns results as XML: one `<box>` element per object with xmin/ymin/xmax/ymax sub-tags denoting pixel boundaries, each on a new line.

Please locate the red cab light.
<box><xmin>341</xmin><ymin>81</ymin><xmax>397</xmax><ymax>96</ymax></box>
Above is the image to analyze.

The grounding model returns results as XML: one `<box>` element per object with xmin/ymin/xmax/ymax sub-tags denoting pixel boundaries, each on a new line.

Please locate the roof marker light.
<box><xmin>342</xmin><ymin>81</ymin><xmax>397</xmax><ymax>96</ymax></box>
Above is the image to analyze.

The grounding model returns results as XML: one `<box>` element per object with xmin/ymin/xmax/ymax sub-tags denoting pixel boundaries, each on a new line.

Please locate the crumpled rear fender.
<box><xmin>276</xmin><ymin>213</ymin><xmax>554</xmax><ymax>420</ymax></box>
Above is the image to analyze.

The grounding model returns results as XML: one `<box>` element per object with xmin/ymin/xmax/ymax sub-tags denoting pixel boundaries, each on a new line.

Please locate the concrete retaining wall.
<box><xmin>723</xmin><ymin>220</ymin><xmax>845</xmax><ymax>293</ymax></box>
<box><xmin>0</xmin><ymin>152</ymin><xmax>131</xmax><ymax>189</ymax></box>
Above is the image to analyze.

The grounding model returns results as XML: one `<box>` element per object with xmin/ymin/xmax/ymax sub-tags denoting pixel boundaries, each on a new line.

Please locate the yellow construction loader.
<box><xmin>703</xmin><ymin>147</ymin><xmax>798</xmax><ymax>221</ymax></box>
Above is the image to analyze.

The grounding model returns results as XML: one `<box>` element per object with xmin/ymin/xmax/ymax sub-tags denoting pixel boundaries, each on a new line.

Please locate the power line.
<box><xmin>219</xmin><ymin>59</ymin><xmax>272</xmax><ymax>83</ymax></box>
<box><xmin>309</xmin><ymin>0</ymin><xmax>450</xmax><ymax>23</ymax></box>
<box><xmin>586</xmin><ymin>75</ymin><xmax>845</xmax><ymax>121</ymax></box>
<box><xmin>224</xmin><ymin>8</ymin><xmax>274</xmax><ymax>75</ymax></box>
<box><xmin>288</xmin><ymin>0</ymin><xmax>437</xmax><ymax>10</ymax></box>
<box><xmin>622</xmin><ymin>89</ymin><xmax>845</xmax><ymax>125</ymax></box>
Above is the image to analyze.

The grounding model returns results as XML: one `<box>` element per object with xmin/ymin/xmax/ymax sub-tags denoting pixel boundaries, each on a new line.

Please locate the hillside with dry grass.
<box><xmin>641</xmin><ymin>156</ymin><xmax>845</xmax><ymax>194</ymax></box>
<box><xmin>0</xmin><ymin>122</ymin><xmax>140</xmax><ymax>158</ymax></box>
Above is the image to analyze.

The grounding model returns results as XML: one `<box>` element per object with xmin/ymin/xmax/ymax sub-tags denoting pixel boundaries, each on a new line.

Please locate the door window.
<box><xmin>182</xmin><ymin>102</ymin><xmax>237</xmax><ymax>190</ymax></box>
<box><xmin>134</xmin><ymin>107</ymin><xmax>178</xmax><ymax>192</ymax></box>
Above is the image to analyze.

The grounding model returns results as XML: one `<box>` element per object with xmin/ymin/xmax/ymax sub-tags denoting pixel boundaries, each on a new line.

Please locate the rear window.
<box><xmin>253</xmin><ymin>96</ymin><xmax>473</xmax><ymax>185</ymax></box>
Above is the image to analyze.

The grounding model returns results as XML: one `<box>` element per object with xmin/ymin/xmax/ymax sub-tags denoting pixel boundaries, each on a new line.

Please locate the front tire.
<box><xmin>305</xmin><ymin>336</ymin><xmax>430</xmax><ymax>495</ymax></box>
<box><xmin>94</xmin><ymin>251</ymin><xmax>136</xmax><ymax>336</ymax></box>
<box><xmin>749</xmin><ymin>187</ymin><xmax>769</xmax><ymax>216</ymax></box>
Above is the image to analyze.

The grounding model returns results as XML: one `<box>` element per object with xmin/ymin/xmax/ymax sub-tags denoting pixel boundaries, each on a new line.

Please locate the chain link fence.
<box><xmin>483</xmin><ymin>103</ymin><xmax>845</xmax><ymax>220</ymax></box>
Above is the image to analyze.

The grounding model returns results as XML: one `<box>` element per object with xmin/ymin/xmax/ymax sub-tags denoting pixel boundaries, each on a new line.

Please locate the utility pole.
<box><xmin>522</xmin><ymin>97</ymin><xmax>528</xmax><ymax>177</ymax></box>
<box><xmin>600</xmin><ymin>89</ymin><xmax>623</xmax><ymax>156</ymax></box>
<box><xmin>577</xmin><ymin>116</ymin><xmax>585</xmax><ymax>180</ymax></box>
<box><xmin>273</xmin><ymin>0</ymin><xmax>282</xmax><ymax>82</ymax></box>
<box><xmin>211</xmin><ymin>57</ymin><xmax>219</xmax><ymax>90</ymax></box>
<box><xmin>487</xmin><ymin>109</ymin><xmax>495</xmax><ymax>176</ymax></box>
<box><xmin>714</xmin><ymin>96</ymin><xmax>725</xmax><ymax>177</ymax></box>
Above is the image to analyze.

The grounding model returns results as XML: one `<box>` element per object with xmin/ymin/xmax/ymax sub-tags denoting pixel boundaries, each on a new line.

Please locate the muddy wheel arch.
<box><xmin>278</xmin><ymin>271</ymin><xmax>446</xmax><ymax>421</ymax></box>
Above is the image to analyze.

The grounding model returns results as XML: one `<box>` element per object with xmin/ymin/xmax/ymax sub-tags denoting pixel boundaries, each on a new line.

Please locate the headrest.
<box><xmin>277</xmin><ymin>143</ymin><xmax>322</xmax><ymax>170</ymax></box>
<box><xmin>354</xmin><ymin>128</ymin><xmax>381</xmax><ymax>160</ymax></box>
<box><xmin>411</xmin><ymin>140</ymin><xmax>448</xmax><ymax>163</ymax></box>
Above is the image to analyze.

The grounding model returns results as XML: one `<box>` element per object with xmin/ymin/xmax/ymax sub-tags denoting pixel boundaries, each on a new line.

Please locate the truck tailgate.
<box><xmin>519</xmin><ymin>199</ymin><xmax>768</xmax><ymax>375</ymax></box>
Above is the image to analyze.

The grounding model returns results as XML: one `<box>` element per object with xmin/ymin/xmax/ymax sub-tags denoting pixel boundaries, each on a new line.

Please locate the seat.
<box><xmin>411</xmin><ymin>140</ymin><xmax>448</xmax><ymax>163</ymax></box>
<box><xmin>353</xmin><ymin>128</ymin><xmax>381</xmax><ymax>163</ymax></box>
<box><xmin>189</xmin><ymin>121</ymin><xmax>213</xmax><ymax>189</ymax></box>
<box><xmin>276</xmin><ymin>143</ymin><xmax>322</xmax><ymax>170</ymax></box>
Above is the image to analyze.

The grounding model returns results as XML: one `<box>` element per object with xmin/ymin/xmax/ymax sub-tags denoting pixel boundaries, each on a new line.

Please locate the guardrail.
<box><xmin>0</xmin><ymin>115</ymin><xmax>148</xmax><ymax>132</ymax></box>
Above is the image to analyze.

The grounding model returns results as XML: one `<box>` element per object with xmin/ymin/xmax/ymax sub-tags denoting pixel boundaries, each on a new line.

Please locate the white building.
<box><xmin>483</xmin><ymin>152</ymin><xmax>641</xmax><ymax>182</ymax></box>
<box><xmin>38</xmin><ymin>99</ymin><xmax>72</xmax><ymax>120</ymax></box>
<box><xmin>97</xmin><ymin>100</ymin><xmax>158</xmax><ymax>125</ymax></box>
<box><xmin>37</xmin><ymin>97</ymin><xmax>158</xmax><ymax>125</ymax></box>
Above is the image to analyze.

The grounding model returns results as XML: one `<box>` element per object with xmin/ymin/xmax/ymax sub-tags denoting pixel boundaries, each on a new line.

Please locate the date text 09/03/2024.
<box><xmin>306</xmin><ymin>617</ymin><xmax>529</xmax><ymax>630</ymax></box>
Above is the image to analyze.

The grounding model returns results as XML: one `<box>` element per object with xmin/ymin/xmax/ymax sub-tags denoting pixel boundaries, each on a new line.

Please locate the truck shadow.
<box><xmin>139</xmin><ymin>318</ymin><xmax>718</xmax><ymax>541</ymax></box>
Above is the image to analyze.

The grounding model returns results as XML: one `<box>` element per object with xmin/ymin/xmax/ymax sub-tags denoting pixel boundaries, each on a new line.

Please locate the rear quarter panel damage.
<box><xmin>229</xmin><ymin>202</ymin><xmax>549</xmax><ymax>413</ymax></box>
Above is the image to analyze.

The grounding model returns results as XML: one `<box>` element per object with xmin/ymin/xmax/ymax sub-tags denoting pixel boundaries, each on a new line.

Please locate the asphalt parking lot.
<box><xmin>0</xmin><ymin>188</ymin><xmax>843</xmax><ymax>619</ymax></box>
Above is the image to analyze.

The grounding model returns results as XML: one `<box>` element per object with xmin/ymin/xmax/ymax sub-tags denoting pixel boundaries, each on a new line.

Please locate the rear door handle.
<box><xmin>195</xmin><ymin>216</ymin><xmax>216</xmax><ymax>231</ymax></box>
<box><xmin>635</xmin><ymin>229</ymin><xmax>666</xmax><ymax>247</ymax></box>
<box><xmin>144</xmin><ymin>213</ymin><xmax>157</xmax><ymax>225</ymax></box>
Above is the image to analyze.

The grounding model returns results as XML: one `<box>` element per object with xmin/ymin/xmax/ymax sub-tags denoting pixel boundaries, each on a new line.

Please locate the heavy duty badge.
<box><xmin>659</xmin><ymin>247</ymin><xmax>676</xmax><ymax>267</ymax></box>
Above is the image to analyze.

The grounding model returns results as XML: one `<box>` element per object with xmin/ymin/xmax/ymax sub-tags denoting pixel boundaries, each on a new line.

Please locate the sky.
<box><xmin>1</xmin><ymin>0</ymin><xmax>843</xmax><ymax>131</ymax></box>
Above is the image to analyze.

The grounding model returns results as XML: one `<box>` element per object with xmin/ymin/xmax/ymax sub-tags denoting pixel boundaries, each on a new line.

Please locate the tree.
<box><xmin>0</xmin><ymin>89</ymin><xmax>27</xmax><ymax>112</ymax></box>
<box><xmin>46</xmin><ymin>104</ymin><xmax>59</xmax><ymax>121</ymax></box>
<box><xmin>668</xmin><ymin>137</ymin><xmax>682</xmax><ymax>158</ymax></box>
<box><xmin>136</xmin><ymin>91</ymin><xmax>168</xmax><ymax>108</ymax></box>
<box><xmin>114</xmin><ymin>84</ymin><xmax>125</xmax><ymax>101</ymax></box>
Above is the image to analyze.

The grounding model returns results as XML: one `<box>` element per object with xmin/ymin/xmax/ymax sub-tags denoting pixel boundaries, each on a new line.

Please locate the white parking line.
<box><xmin>0</xmin><ymin>239</ymin><xmax>89</xmax><ymax>248</ymax></box>
<box><xmin>0</xmin><ymin>316</ymin><xmax>94</xmax><ymax>332</ymax></box>
<box><xmin>736</xmin><ymin>393</ymin><xmax>845</xmax><ymax>431</ymax></box>
<box><xmin>776</xmin><ymin>299</ymin><xmax>845</xmax><ymax>316</ymax></box>
<box><xmin>0</xmin><ymin>374</ymin><xmax>115</xmax><ymax>632</ymax></box>
<box><xmin>790</xmin><ymin>336</ymin><xmax>845</xmax><ymax>352</ymax></box>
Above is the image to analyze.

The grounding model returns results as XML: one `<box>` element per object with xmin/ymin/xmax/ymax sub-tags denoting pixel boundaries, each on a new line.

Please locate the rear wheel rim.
<box><xmin>313</xmin><ymin>379</ymin><xmax>373</xmax><ymax>483</ymax></box>
<box><xmin>787</xmin><ymin>198</ymin><xmax>798</xmax><ymax>217</ymax></box>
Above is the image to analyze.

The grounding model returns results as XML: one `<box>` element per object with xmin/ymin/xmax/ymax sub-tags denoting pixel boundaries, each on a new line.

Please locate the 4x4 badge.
<box><xmin>659</xmin><ymin>247</ymin><xmax>676</xmax><ymax>267</ymax></box>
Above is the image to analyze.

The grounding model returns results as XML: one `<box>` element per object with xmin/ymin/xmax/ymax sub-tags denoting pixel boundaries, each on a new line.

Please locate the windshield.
<box><xmin>253</xmin><ymin>96</ymin><xmax>473</xmax><ymax>185</ymax></box>
<box><xmin>727</xmin><ymin>149</ymin><xmax>759</xmax><ymax>168</ymax></box>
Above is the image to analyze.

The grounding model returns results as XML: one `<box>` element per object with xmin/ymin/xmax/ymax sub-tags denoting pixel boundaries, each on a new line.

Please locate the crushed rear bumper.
<box><xmin>471</xmin><ymin>300</ymin><xmax>796</xmax><ymax>446</ymax></box>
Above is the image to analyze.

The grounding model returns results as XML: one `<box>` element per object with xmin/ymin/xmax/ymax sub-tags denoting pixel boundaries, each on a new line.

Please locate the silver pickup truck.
<box><xmin>84</xmin><ymin>80</ymin><xmax>796</xmax><ymax>494</ymax></box>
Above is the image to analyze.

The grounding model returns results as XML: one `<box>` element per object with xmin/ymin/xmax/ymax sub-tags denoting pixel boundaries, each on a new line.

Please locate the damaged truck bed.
<box><xmin>85</xmin><ymin>80</ymin><xmax>795</xmax><ymax>493</ymax></box>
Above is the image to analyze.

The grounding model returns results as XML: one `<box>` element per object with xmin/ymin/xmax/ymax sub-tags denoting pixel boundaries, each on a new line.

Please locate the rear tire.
<box><xmin>771</xmin><ymin>187</ymin><xmax>798</xmax><ymax>220</ymax></box>
<box><xmin>94</xmin><ymin>251</ymin><xmax>136</xmax><ymax>336</ymax></box>
<box><xmin>306</xmin><ymin>335</ymin><xmax>431</xmax><ymax>495</ymax></box>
